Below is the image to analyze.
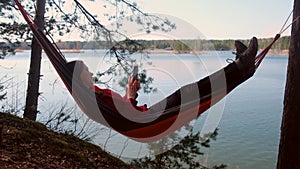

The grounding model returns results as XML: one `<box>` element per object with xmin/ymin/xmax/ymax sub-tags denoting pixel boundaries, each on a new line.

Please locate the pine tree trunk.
<box><xmin>277</xmin><ymin>0</ymin><xmax>300</xmax><ymax>168</ymax></box>
<box><xmin>23</xmin><ymin>0</ymin><xmax>46</xmax><ymax>120</ymax></box>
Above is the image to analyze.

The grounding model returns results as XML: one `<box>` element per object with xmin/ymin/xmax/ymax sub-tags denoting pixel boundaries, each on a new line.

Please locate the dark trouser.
<box><xmin>150</xmin><ymin>62</ymin><xmax>250</xmax><ymax>114</ymax></box>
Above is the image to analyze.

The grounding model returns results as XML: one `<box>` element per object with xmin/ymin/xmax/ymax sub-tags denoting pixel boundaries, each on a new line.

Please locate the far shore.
<box><xmin>267</xmin><ymin>49</ymin><xmax>289</xmax><ymax>56</ymax></box>
<box><xmin>14</xmin><ymin>49</ymin><xmax>84</xmax><ymax>53</ymax></box>
<box><xmin>143</xmin><ymin>49</ymin><xmax>207</xmax><ymax>54</ymax></box>
<box><xmin>143</xmin><ymin>49</ymin><xmax>289</xmax><ymax>56</ymax></box>
<box><xmin>13</xmin><ymin>48</ymin><xmax>289</xmax><ymax>56</ymax></box>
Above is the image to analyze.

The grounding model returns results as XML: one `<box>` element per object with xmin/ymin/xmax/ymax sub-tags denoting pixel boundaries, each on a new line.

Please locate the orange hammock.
<box><xmin>14</xmin><ymin>0</ymin><xmax>280</xmax><ymax>142</ymax></box>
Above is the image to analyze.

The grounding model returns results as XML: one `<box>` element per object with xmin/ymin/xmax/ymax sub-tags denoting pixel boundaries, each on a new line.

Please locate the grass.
<box><xmin>0</xmin><ymin>112</ymin><xmax>134</xmax><ymax>169</ymax></box>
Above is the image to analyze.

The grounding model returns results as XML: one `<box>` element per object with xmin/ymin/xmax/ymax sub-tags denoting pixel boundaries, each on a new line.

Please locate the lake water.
<box><xmin>0</xmin><ymin>50</ymin><xmax>287</xmax><ymax>169</ymax></box>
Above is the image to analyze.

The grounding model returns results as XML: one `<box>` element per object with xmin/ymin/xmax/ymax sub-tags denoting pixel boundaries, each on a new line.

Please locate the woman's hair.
<box><xmin>65</xmin><ymin>60</ymin><xmax>84</xmax><ymax>87</ymax></box>
<box><xmin>66</xmin><ymin>60</ymin><xmax>84</xmax><ymax>75</ymax></box>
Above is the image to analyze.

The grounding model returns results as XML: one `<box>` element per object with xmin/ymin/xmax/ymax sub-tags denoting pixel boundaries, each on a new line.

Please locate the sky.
<box><xmin>60</xmin><ymin>0</ymin><xmax>294</xmax><ymax>40</ymax></box>
<box><xmin>135</xmin><ymin>0</ymin><xmax>294</xmax><ymax>39</ymax></box>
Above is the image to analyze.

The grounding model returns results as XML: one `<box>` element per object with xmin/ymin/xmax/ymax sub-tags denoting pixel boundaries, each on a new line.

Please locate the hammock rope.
<box><xmin>279</xmin><ymin>11</ymin><xmax>293</xmax><ymax>35</ymax></box>
<box><xmin>279</xmin><ymin>10</ymin><xmax>300</xmax><ymax>35</ymax></box>
<box><xmin>255</xmin><ymin>10</ymin><xmax>300</xmax><ymax>69</ymax></box>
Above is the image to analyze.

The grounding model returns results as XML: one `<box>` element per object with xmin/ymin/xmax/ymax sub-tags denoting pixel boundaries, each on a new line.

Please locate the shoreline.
<box><xmin>143</xmin><ymin>49</ymin><xmax>207</xmax><ymax>54</ymax></box>
<box><xmin>14</xmin><ymin>48</ymin><xmax>289</xmax><ymax>56</ymax></box>
<box><xmin>14</xmin><ymin>49</ymin><xmax>84</xmax><ymax>53</ymax></box>
<box><xmin>267</xmin><ymin>49</ymin><xmax>289</xmax><ymax>56</ymax></box>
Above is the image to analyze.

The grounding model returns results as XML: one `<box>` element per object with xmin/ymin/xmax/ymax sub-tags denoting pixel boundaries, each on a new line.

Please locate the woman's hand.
<box><xmin>125</xmin><ymin>76</ymin><xmax>140</xmax><ymax>99</ymax></box>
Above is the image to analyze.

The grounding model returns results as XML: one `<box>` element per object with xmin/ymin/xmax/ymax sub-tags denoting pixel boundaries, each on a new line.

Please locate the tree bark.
<box><xmin>23</xmin><ymin>0</ymin><xmax>46</xmax><ymax>120</ymax></box>
<box><xmin>277</xmin><ymin>0</ymin><xmax>300</xmax><ymax>168</ymax></box>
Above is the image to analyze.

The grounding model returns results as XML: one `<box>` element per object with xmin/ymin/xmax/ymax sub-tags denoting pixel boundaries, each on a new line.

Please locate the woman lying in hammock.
<box><xmin>66</xmin><ymin>60</ymin><xmax>148</xmax><ymax>111</ymax></box>
<box><xmin>65</xmin><ymin>37</ymin><xmax>258</xmax><ymax>141</ymax></box>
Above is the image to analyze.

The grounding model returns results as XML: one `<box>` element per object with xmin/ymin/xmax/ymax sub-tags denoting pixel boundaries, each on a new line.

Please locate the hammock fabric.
<box><xmin>14</xmin><ymin>0</ymin><xmax>280</xmax><ymax>142</ymax></box>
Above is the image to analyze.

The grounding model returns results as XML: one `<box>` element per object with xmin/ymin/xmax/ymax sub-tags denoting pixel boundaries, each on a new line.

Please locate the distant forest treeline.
<box><xmin>15</xmin><ymin>36</ymin><xmax>290</xmax><ymax>51</ymax></box>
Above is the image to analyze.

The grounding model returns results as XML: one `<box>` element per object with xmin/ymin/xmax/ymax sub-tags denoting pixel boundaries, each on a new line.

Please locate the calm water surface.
<box><xmin>0</xmin><ymin>50</ymin><xmax>287</xmax><ymax>169</ymax></box>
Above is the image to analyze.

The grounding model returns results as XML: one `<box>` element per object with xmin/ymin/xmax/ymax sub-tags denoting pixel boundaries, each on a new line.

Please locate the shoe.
<box><xmin>234</xmin><ymin>41</ymin><xmax>247</xmax><ymax>60</ymax></box>
<box><xmin>235</xmin><ymin>37</ymin><xmax>258</xmax><ymax>78</ymax></box>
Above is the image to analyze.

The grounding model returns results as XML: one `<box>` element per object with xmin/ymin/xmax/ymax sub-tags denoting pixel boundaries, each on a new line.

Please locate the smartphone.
<box><xmin>133</xmin><ymin>65</ymin><xmax>138</xmax><ymax>80</ymax></box>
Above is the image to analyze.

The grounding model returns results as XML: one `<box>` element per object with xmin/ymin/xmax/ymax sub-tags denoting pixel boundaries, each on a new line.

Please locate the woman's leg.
<box><xmin>150</xmin><ymin>37</ymin><xmax>258</xmax><ymax>113</ymax></box>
